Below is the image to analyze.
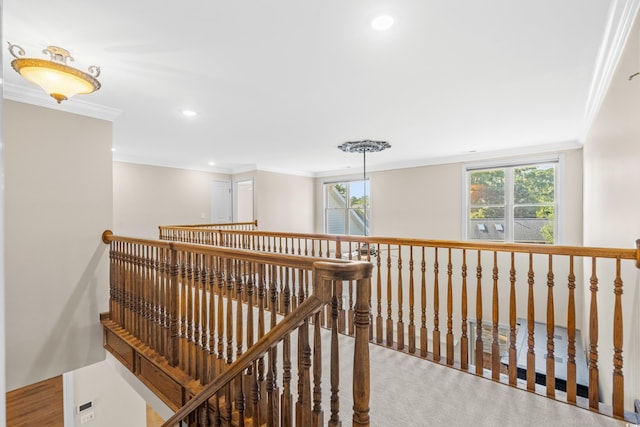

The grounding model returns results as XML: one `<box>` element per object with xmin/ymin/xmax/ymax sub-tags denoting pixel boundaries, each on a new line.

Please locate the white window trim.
<box><xmin>461</xmin><ymin>154</ymin><xmax>564</xmax><ymax>244</ymax></box>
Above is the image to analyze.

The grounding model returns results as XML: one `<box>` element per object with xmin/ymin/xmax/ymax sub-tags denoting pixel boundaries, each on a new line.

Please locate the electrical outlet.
<box><xmin>80</xmin><ymin>411</ymin><xmax>95</xmax><ymax>424</ymax></box>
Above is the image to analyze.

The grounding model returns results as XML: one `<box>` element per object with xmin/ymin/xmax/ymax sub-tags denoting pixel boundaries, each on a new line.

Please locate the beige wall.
<box><xmin>255</xmin><ymin>170</ymin><xmax>315</xmax><ymax>232</ymax></box>
<box><xmin>316</xmin><ymin>149</ymin><xmax>583</xmax><ymax>245</ymax></box>
<box><xmin>113</xmin><ymin>162</ymin><xmax>230</xmax><ymax>239</ymax></box>
<box><xmin>583</xmin><ymin>11</ymin><xmax>640</xmax><ymax>409</ymax></box>
<box><xmin>4</xmin><ymin>100</ymin><xmax>112</xmax><ymax>391</ymax></box>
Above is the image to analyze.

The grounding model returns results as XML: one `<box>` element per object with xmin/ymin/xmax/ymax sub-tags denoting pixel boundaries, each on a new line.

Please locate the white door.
<box><xmin>233</xmin><ymin>179</ymin><xmax>254</xmax><ymax>222</ymax></box>
<box><xmin>210</xmin><ymin>180</ymin><xmax>232</xmax><ymax>223</ymax></box>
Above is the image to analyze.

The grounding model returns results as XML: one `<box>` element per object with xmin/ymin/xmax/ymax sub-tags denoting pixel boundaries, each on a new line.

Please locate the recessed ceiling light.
<box><xmin>181</xmin><ymin>109</ymin><xmax>198</xmax><ymax>117</ymax></box>
<box><xmin>371</xmin><ymin>15</ymin><xmax>394</xmax><ymax>31</ymax></box>
<box><xmin>208</xmin><ymin>161</ymin><xmax>216</xmax><ymax>166</ymax></box>
<box><xmin>111</xmin><ymin>148</ymin><xmax>116</xmax><ymax>152</ymax></box>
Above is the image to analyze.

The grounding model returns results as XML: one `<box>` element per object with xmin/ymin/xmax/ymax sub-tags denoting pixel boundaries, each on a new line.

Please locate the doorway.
<box><xmin>233</xmin><ymin>179</ymin><xmax>254</xmax><ymax>222</ymax></box>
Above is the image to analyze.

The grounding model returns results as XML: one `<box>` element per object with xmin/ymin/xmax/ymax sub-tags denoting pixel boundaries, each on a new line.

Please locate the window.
<box><xmin>324</xmin><ymin>180</ymin><xmax>370</xmax><ymax>235</ymax></box>
<box><xmin>465</xmin><ymin>160</ymin><xmax>558</xmax><ymax>244</ymax></box>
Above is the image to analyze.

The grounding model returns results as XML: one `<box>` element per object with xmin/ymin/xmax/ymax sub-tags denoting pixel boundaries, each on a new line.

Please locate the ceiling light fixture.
<box><xmin>7</xmin><ymin>42</ymin><xmax>101</xmax><ymax>104</ymax></box>
<box><xmin>181</xmin><ymin>110</ymin><xmax>198</xmax><ymax>117</ymax></box>
<box><xmin>371</xmin><ymin>15</ymin><xmax>394</xmax><ymax>31</ymax></box>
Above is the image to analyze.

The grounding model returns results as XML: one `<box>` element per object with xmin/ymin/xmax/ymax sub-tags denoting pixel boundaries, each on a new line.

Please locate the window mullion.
<box><xmin>505</xmin><ymin>167</ymin><xmax>514</xmax><ymax>242</ymax></box>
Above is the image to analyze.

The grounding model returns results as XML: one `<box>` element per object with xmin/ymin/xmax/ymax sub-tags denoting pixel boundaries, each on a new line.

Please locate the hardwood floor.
<box><xmin>6</xmin><ymin>375</ymin><xmax>164</xmax><ymax>427</ymax></box>
<box><xmin>146</xmin><ymin>403</ymin><xmax>165</xmax><ymax>427</ymax></box>
<box><xmin>6</xmin><ymin>376</ymin><xmax>64</xmax><ymax>427</ymax></box>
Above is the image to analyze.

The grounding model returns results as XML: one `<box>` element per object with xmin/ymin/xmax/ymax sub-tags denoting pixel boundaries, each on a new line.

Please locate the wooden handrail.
<box><xmin>152</xmin><ymin>226</ymin><xmax>640</xmax><ymax>420</ymax></box>
<box><xmin>161</xmin><ymin>260</ymin><xmax>372</xmax><ymax>427</ymax></box>
<box><xmin>156</xmin><ymin>227</ymin><xmax>639</xmax><ymax>260</ymax></box>
<box><xmin>159</xmin><ymin>220</ymin><xmax>258</xmax><ymax>229</ymax></box>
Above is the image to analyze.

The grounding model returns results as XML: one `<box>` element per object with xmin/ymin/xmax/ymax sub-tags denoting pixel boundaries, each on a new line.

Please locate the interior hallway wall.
<box><xmin>113</xmin><ymin>161</ymin><xmax>230</xmax><ymax>239</ymax></box>
<box><xmin>583</xmin><ymin>10</ymin><xmax>640</xmax><ymax>409</ymax></box>
<box><xmin>3</xmin><ymin>100</ymin><xmax>112</xmax><ymax>391</ymax></box>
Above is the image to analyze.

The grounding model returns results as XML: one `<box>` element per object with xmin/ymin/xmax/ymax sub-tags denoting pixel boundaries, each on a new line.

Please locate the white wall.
<box><xmin>67</xmin><ymin>360</ymin><xmax>146</xmax><ymax>427</ymax></box>
<box><xmin>255</xmin><ymin>170</ymin><xmax>315</xmax><ymax>232</ymax></box>
<box><xmin>583</xmin><ymin>10</ymin><xmax>640</xmax><ymax>410</ymax></box>
<box><xmin>0</xmin><ymin>24</ymin><xmax>6</xmax><ymax>424</ymax></box>
<box><xmin>113</xmin><ymin>161</ymin><xmax>230</xmax><ymax>239</ymax></box>
<box><xmin>4</xmin><ymin>100</ymin><xmax>112</xmax><ymax>391</ymax></box>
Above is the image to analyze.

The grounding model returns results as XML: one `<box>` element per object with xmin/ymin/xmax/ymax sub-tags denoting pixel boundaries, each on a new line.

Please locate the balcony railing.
<box><xmin>101</xmin><ymin>230</ymin><xmax>372</xmax><ymax>426</ymax></box>
<box><xmin>157</xmin><ymin>225</ymin><xmax>640</xmax><ymax>420</ymax></box>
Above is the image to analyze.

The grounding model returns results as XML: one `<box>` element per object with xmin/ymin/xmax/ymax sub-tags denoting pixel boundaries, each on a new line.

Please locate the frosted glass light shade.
<box><xmin>8</xmin><ymin>44</ymin><xmax>101</xmax><ymax>104</ymax></box>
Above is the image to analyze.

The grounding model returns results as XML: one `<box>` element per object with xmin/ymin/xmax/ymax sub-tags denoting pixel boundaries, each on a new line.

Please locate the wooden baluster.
<box><xmin>337</xmin><ymin>278</ymin><xmax>346</xmax><ymax>335</ymax></box>
<box><xmin>227</xmin><ymin>259</ymin><xmax>235</xmax><ymax>369</ymax></box>
<box><xmin>329</xmin><ymin>282</ymin><xmax>341</xmax><ymax>427</ymax></box>
<box><xmin>491</xmin><ymin>251</ymin><xmax>499</xmax><ymax>380</ymax></box>
<box><xmin>188</xmin><ymin>253</ymin><xmax>197</xmax><ymax>377</ymax></box>
<box><xmin>161</xmin><ymin>247</ymin><xmax>169</xmax><ymax>359</ymax></box>
<box><xmin>421</xmin><ymin>247</ymin><xmax>428</xmax><ymax>358</ymax></box>
<box><xmin>244</xmin><ymin>262</ymin><xmax>256</xmax><ymax>423</ymax></box>
<box><xmin>589</xmin><ymin>257</ymin><xmax>600</xmax><ymax>409</ymax></box>
<box><xmin>409</xmin><ymin>246</ymin><xmax>416</xmax><ymax>354</ymax></box>
<box><xmin>460</xmin><ymin>249</ymin><xmax>468</xmax><ymax>370</ymax></box>
<box><xmin>527</xmin><ymin>253</ymin><xmax>535</xmax><ymax>391</ymax></box>
<box><xmin>475</xmin><ymin>250</ymin><xmax>483</xmax><ymax>375</ymax></box>
<box><xmin>348</xmin><ymin>278</ymin><xmax>354</xmax><ymax>337</ymax></box>
<box><xmin>149</xmin><ymin>246</ymin><xmax>157</xmax><ymax>354</ymax></box>
<box><xmin>180</xmin><ymin>254</ymin><xmax>189</xmax><ymax>373</ymax></box>
<box><xmin>612</xmin><ymin>257</ymin><xmax>624</xmax><ymax>418</ymax></box>
<box><xmin>168</xmin><ymin>246</ymin><xmax>180</xmax><ymax>367</ymax></box>
<box><xmin>123</xmin><ymin>242</ymin><xmax>130</xmax><ymax>332</ymax></box>
<box><xmin>236</xmin><ymin>262</ymin><xmax>247</xmax><ymax>426</ymax></box>
<box><xmin>397</xmin><ymin>245</ymin><xmax>405</xmax><ymax>351</ymax></box>
<box><xmin>217</xmin><ymin>258</ymin><xmax>226</xmax><ymax>376</ymax></box>
<box><xmin>566</xmin><ymin>256</ymin><xmax>577</xmax><ymax>404</ymax></box>
<box><xmin>311</xmin><ymin>312</ymin><xmax>323</xmax><ymax>426</ymax></box>
<box><xmin>193</xmin><ymin>254</ymin><xmax>203</xmax><ymax>381</ymax></box>
<box><xmin>352</xmin><ymin>275</ymin><xmax>371</xmax><ymax>427</ymax></box>
<box><xmin>433</xmin><ymin>248</ymin><xmax>441</xmax><ymax>362</ymax></box>
<box><xmin>268</xmin><ymin>266</ymin><xmax>280</xmax><ymax>426</ymax></box>
<box><xmin>281</xmin><ymin>269</ymin><xmax>292</xmax><ymax>427</ymax></box>
<box><xmin>155</xmin><ymin>247</ymin><xmax>164</xmax><ymax>356</ymax></box>
<box><xmin>207</xmin><ymin>256</ymin><xmax>217</xmax><ymax>382</ymax></box>
<box><xmin>446</xmin><ymin>248</ymin><xmax>454</xmax><ymax>365</ymax></box>
<box><xmin>257</xmin><ymin>263</ymin><xmax>267</xmax><ymax>423</ymax></box>
<box><xmin>141</xmin><ymin>245</ymin><xmax>149</xmax><ymax>346</ymax></box>
<box><xmin>198</xmin><ymin>401</ymin><xmax>210</xmax><ymax>427</ymax></box>
<box><xmin>386</xmin><ymin>244</ymin><xmax>394</xmax><ymax>347</ymax></box>
<box><xmin>376</xmin><ymin>249</ymin><xmax>383</xmax><ymax>344</ymax></box>
<box><xmin>508</xmin><ymin>252</ymin><xmax>517</xmax><ymax>385</ymax></box>
<box><xmin>546</xmin><ymin>254</ymin><xmax>555</xmax><ymax>398</ymax></box>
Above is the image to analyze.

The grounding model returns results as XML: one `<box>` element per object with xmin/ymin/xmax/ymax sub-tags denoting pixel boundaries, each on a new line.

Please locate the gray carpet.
<box><xmin>242</xmin><ymin>300</ymin><xmax>630</xmax><ymax>427</ymax></box>
<box><xmin>323</xmin><ymin>331</ymin><xmax>628</xmax><ymax>427</ymax></box>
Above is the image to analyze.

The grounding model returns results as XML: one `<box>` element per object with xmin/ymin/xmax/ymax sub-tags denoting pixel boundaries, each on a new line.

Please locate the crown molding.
<box><xmin>3</xmin><ymin>82</ymin><xmax>122</xmax><ymax>121</ymax></box>
<box><xmin>581</xmin><ymin>0</ymin><xmax>640</xmax><ymax>140</ymax></box>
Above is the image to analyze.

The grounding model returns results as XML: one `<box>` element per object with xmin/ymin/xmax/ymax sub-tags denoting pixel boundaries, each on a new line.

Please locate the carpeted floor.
<box><xmin>301</xmin><ymin>321</ymin><xmax>629</xmax><ymax>427</ymax></box>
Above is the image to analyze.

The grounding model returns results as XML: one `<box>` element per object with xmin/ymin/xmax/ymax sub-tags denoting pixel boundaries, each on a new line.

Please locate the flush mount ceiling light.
<box><xmin>7</xmin><ymin>42</ymin><xmax>101</xmax><ymax>104</ymax></box>
<box><xmin>371</xmin><ymin>15</ymin><xmax>394</xmax><ymax>31</ymax></box>
<box><xmin>181</xmin><ymin>110</ymin><xmax>198</xmax><ymax>117</ymax></box>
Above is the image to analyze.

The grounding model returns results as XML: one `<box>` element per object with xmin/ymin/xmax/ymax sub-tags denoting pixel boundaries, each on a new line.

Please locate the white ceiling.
<box><xmin>3</xmin><ymin>1</ymin><xmax>637</xmax><ymax>176</ymax></box>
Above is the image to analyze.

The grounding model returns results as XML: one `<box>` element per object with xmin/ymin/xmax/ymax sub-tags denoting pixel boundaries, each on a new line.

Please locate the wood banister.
<box><xmin>160</xmin><ymin>260</ymin><xmax>372</xmax><ymax>427</ymax></box>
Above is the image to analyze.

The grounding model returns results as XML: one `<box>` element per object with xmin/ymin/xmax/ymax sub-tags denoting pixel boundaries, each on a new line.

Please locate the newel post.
<box><xmin>352</xmin><ymin>274</ymin><xmax>371</xmax><ymax>427</ymax></box>
<box><xmin>167</xmin><ymin>244</ymin><xmax>180</xmax><ymax>366</ymax></box>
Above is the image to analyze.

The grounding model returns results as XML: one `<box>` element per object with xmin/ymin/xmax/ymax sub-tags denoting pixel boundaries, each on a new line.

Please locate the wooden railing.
<box><xmin>158</xmin><ymin>226</ymin><xmax>640</xmax><ymax>419</ymax></box>
<box><xmin>159</xmin><ymin>221</ymin><xmax>258</xmax><ymax>242</ymax></box>
<box><xmin>101</xmin><ymin>230</ymin><xmax>372</xmax><ymax>427</ymax></box>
